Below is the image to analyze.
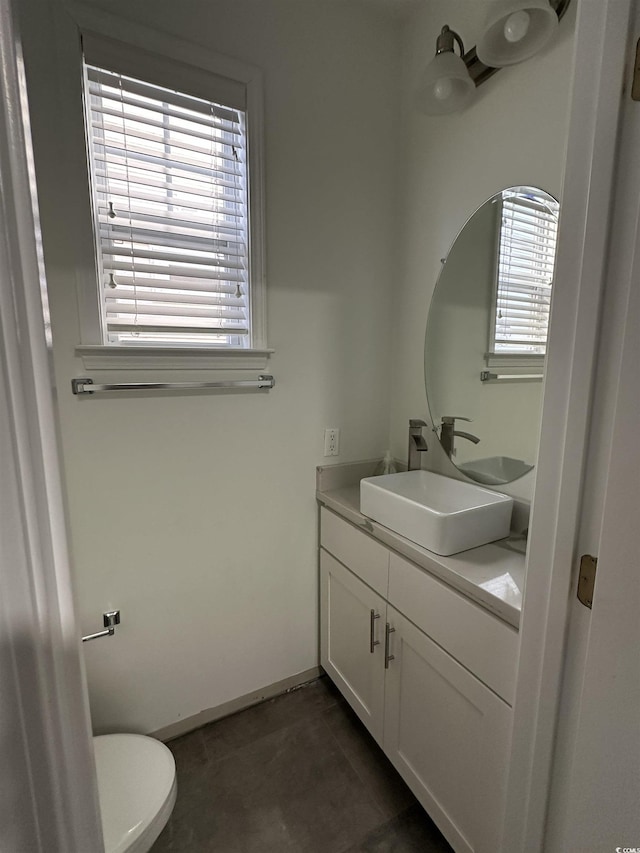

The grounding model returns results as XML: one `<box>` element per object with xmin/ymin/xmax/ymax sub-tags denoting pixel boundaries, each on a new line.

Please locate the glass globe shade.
<box><xmin>476</xmin><ymin>0</ymin><xmax>558</xmax><ymax>67</ymax></box>
<box><xmin>433</xmin><ymin>77</ymin><xmax>454</xmax><ymax>102</ymax></box>
<box><xmin>416</xmin><ymin>51</ymin><xmax>475</xmax><ymax>116</ymax></box>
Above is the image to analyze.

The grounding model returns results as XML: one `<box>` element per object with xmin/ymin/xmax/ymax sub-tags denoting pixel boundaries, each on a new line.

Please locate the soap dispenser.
<box><xmin>375</xmin><ymin>450</ymin><xmax>397</xmax><ymax>476</ymax></box>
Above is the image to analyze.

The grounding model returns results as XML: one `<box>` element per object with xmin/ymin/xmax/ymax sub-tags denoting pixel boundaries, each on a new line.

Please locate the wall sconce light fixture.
<box><xmin>416</xmin><ymin>26</ymin><xmax>475</xmax><ymax>115</ymax></box>
<box><xmin>417</xmin><ymin>0</ymin><xmax>571</xmax><ymax>116</ymax></box>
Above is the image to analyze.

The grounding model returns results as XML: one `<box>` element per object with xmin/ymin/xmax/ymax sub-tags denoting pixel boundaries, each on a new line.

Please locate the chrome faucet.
<box><xmin>408</xmin><ymin>419</ymin><xmax>429</xmax><ymax>471</ymax></box>
<box><xmin>440</xmin><ymin>416</ymin><xmax>480</xmax><ymax>458</ymax></box>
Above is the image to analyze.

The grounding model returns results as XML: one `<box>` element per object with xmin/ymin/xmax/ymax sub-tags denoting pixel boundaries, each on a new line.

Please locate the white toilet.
<box><xmin>93</xmin><ymin>734</ymin><xmax>177</xmax><ymax>853</ymax></box>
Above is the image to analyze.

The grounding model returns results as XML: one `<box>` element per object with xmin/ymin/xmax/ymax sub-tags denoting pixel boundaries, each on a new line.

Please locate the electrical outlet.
<box><xmin>323</xmin><ymin>428</ymin><xmax>340</xmax><ymax>457</ymax></box>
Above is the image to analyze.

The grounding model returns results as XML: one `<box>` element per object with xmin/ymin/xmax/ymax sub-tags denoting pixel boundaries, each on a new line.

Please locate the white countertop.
<box><xmin>317</xmin><ymin>483</ymin><xmax>525</xmax><ymax>628</ymax></box>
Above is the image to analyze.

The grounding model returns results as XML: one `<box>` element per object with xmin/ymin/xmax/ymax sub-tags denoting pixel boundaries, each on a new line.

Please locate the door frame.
<box><xmin>545</xmin><ymin>0</ymin><xmax>640</xmax><ymax>844</ymax></box>
<box><xmin>0</xmin><ymin>0</ymin><xmax>103</xmax><ymax>849</ymax></box>
<box><xmin>502</xmin><ymin>1</ymin><xmax>634</xmax><ymax>849</ymax></box>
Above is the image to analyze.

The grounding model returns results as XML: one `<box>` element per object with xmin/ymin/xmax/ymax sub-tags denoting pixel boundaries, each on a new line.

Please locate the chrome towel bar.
<box><xmin>480</xmin><ymin>371</ymin><xmax>543</xmax><ymax>382</ymax></box>
<box><xmin>82</xmin><ymin>610</ymin><xmax>120</xmax><ymax>643</ymax></box>
<box><xmin>72</xmin><ymin>375</ymin><xmax>275</xmax><ymax>396</ymax></box>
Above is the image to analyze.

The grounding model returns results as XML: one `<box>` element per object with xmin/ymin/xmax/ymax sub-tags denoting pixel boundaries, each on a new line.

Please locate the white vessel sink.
<box><xmin>458</xmin><ymin>455</ymin><xmax>533</xmax><ymax>486</ymax></box>
<box><xmin>360</xmin><ymin>470</ymin><xmax>513</xmax><ymax>556</ymax></box>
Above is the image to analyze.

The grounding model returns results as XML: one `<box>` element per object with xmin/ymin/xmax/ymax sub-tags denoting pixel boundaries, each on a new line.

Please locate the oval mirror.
<box><xmin>424</xmin><ymin>186</ymin><xmax>559</xmax><ymax>486</ymax></box>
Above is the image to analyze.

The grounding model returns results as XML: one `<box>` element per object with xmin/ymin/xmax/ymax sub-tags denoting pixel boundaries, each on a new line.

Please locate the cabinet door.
<box><xmin>320</xmin><ymin>549</ymin><xmax>386</xmax><ymax>744</ymax></box>
<box><xmin>383</xmin><ymin>607</ymin><xmax>512</xmax><ymax>853</ymax></box>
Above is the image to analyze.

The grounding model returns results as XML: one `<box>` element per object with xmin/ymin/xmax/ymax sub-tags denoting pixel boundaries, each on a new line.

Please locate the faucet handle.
<box><xmin>441</xmin><ymin>415</ymin><xmax>472</xmax><ymax>425</ymax></box>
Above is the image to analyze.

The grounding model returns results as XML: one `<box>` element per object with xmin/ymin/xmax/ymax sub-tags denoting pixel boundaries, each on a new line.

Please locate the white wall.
<box><xmin>20</xmin><ymin>0</ymin><xmax>400</xmax><ymax>733</ymax></box>
<box><xmin>390</xmin><ymin>0</ymin><xmax>576</xmax><ymax>503</ymax></box>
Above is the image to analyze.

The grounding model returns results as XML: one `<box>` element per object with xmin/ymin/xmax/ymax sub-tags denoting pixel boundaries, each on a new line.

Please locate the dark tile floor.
<box><xmin>152</xmin><ymin>676</ymin><xmax>453</xmax><ymax>852</ymax></box>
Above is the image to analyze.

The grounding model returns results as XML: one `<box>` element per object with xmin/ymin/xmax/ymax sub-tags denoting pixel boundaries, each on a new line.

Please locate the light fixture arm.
<box><xmin>465</xmin><ymin>0</ymin><xmax>571</xmax><ymax>86</ymax></box>
<box><xmin>436</xmin><ymin>25</ymin><xmax>465</xmax><ymax>58</ymax></box>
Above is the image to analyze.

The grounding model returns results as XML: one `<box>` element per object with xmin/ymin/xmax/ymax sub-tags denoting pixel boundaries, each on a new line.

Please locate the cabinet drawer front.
<box><xmin>389</xmin><ymin>553</ymin><xmax>518</xmax><ymax>704</ymax></box>
<box><xmin>320</xmin><ymin>507</ymin><xmax>389</xmax><ymax>596</ymax></box>
<box><xmin>383</xmin><ymin>608</ymin><xmax>512</xmax><ymax>853</ymax></box>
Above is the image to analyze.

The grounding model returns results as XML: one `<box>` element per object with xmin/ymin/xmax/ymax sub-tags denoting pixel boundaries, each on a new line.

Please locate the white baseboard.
<box><xmin>151</xmin><ymin>666</ymin><xmax>323</xmax><ymax>742</ymax></box>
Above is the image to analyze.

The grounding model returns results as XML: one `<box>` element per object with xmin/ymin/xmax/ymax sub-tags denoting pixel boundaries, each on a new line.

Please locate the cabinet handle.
<box><xmin>369</xmin><ymin>610</ymin><xmax>380</xmax><ymax>653</ymax></box>
<box><xmin>384</xmin><ymin>623</ymin><xmax>396</xmax><ymax>669</ymax></box>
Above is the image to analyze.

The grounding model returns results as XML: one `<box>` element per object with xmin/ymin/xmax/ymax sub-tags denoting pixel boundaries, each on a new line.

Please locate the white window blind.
<box><xmin>85</xmin><ymin>65</ymin><xmax>250</xmax><ymax>347</ymax></box>
<box><xmin>492</xmin><ymin>187</ymin><xmax>559</xmax><ymax>355</ymax></box>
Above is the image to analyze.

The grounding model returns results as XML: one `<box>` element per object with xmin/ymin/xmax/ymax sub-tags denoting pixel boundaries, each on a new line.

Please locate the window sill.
<box><xmin>485</xmin><ymin>354</ymin><xmax>545</xmax><ymax>370</ymax></box>
<box><xmin>75</xmin><ymin>345</ymin><xmax>274</xmax><ymax>371</ymax></box>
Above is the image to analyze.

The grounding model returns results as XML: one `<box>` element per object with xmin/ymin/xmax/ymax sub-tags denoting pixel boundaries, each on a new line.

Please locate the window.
<box><xmin>489</xmin><ymin>187</ymin><xmax>559</xmax><ymax>359</ymax></box>
<box><xmin>79</xmin><ymin>34</ymin><xmax>266</xmax><ymax>364</ymax></box>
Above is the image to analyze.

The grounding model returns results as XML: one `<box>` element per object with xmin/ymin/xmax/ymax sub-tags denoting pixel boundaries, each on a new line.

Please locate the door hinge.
<box><xmin>632</xmin><ymin>38</ymin><xmax>640</xmax><ymax>101</ymax></box>
<box><xmin>577</xmin><ymin>554</ymin><xmax>598</xmax><ymax>609</ymax></box>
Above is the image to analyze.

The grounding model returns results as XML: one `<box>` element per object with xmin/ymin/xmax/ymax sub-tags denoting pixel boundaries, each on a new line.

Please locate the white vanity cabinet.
<box><xmin>319</xmin><ymin>506</ymin><xmax>517</xmax><ymax>853</ymax></box>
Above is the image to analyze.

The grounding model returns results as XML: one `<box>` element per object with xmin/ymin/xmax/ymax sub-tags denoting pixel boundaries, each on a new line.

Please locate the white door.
<box><xmin>0</xmin><ymin>0</ymin><xmax>103</xmax><ymax>849</ymax></box>
<box><xmin>383</xmin><ymin>607</ymin><xmax>512</xmax><ymax>853</ymax></box>
<box><xmin>320</xmin><ymin>550</ymin><xmax>386</xmax><ymax>743</ymax></box>
<box><xmin>563</xmin><ymin>304</ymin><xmax>640</xmax><ymax>848</ymax></box>
<box><xmin>547</xmin><ymin>4</ymin><xmax>640</xmax><ymax>845</ymax></box>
